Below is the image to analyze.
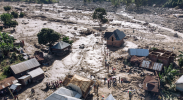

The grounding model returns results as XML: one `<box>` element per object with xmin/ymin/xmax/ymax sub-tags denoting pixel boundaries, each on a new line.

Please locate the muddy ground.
<box><xmin>0</xmin><ymin>1</ymin><xmax>183</xmax><ymax>100</ymax></box>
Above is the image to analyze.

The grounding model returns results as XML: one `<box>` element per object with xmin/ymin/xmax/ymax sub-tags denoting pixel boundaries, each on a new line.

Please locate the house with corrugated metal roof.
<box><xmin>27</xmin><ymin>67</ymin><xmax>44</xmax><ymax>82</ymax></box>
<box><xmin>104</xmin><ymin>29</ymin><xmax>126</xmax><ymax>47</ymax></box>
<box><xmin>0</xmin><ymin>76</ymin><xmax>18</xmax><ymax>92</ymax></box>
<box><xmin>10</xmin><ymin>58</ymin><xmax>40</xmax><ymax>78</ymax></box>
<box><xmin>140</xmin><ymin>60</ymin><xmax>163</xmax><ymax>71</ymax></box>
<box><xmin>175</xmin><ymin>75</ymin><xmax>183</xmax><ymax>92</ymax></box>
<box><xmin>45</xmin><ymin>87</ymin><xmax>82</xmax><ymax>100</ymax></box>
<box><xmin>50</xmin><ymin>41</ymin><xmax>71</xmax><ymax>56</ymax></box>
<box><xmin>128</xmin><ymin>49</ymin><xmax>149</xmax><ymax>57</ymax></box>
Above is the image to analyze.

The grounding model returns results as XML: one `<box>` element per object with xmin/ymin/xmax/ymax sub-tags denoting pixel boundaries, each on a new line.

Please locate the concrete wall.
<box><xmin>107</xmin><ymin>34</ymin><xmax>124</xmax><ymax>47</ymax></box>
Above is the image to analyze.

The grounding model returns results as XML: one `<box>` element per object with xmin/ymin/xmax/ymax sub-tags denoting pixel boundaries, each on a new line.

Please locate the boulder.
<box><xmin>174</xmin><ymin>33</ymin><xmax>178</xmax><ymax>37</ymax></box>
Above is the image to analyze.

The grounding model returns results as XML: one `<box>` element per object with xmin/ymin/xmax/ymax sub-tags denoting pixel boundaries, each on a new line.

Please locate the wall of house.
<box><xmin>157</xmin><ymin>56</ymin><xmax>170</xmax><ymax>67</ymax></box>
<box><xmin>107</xmin><ymin>35</ymin><xmax>124</xmax><ymax>47</ymax></box>
<box><xmin>148</xmin><ymin>54</ymin><xmax>158</xmax><ymax>62</ymax></box>
<box><xmin>32</xmin><ymin>74</ymin><xmax>44</xmax><ymax>82</ymax></box>
<box><xmin>176</xmin><ymin>84</ymin><xmax>183</xmax><ymax>92</ymax></box>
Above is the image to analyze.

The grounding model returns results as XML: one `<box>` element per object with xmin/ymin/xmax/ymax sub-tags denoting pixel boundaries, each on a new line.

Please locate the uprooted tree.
<box><xmin>92</xmin><ymin>8</ymin><xmax>108</xmax><ymax>31</ymax></box>
<box><xmin>37</xmin><ymin>28</ymin><xmax>61</xmax><ymax>48</ymax></box>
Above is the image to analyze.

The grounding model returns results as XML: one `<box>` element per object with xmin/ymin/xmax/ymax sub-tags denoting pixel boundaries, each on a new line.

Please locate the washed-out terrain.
<box><xmin>0</xmin><ymin>1</ymin><xmax>183</xmax><ymax>100</ymax></box>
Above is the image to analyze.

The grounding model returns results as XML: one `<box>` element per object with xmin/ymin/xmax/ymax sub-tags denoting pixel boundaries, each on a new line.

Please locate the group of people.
<box><xmin>46</xmin><ymin>79</ymin><xmax>62</xmax><ymax>89</ymax></box>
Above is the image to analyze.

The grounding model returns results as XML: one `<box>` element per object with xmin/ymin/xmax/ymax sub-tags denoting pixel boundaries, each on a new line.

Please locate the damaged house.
<box><xmin>62</xmin><ymin>74</ymin><xmax>94</xmax><ymax>99</ymax></box>
<box><xmin>148</xmin><ymin>49</ymin><xmax>176</xmax><ymax>67</ymax></box>
<box><xmin>175</xmin><ymin>75</ymin><xmax>183</xmax><ymax>92</ymax></box>
<box><xmin>143</xmin><ymin>75</ymin><xmax>160</xmax><ymax>92</ymax></box>
<box><xmin>104</xmin><ymin>29</ymin><xmax>126</xmax><ymax>47</ymax></box>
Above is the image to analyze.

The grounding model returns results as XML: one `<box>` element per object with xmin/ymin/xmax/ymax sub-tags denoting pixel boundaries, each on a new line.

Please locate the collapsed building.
<box><xmin>148</xmin><ymin>49</ymin><xmax>176</xmax><ymax>67</ymax></box>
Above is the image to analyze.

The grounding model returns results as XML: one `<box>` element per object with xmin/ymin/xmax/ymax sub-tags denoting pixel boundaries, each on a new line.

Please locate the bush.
<box><xmin>11</xmin><ymin>52</ymin><xmax>17</xmax><ymax>59</ymax></box>
<box><xmin>4</xmin><ymin>6</ymin><xmax>11</xmax><ymax>11</ymax></box>
<box><xmin>1</xmin><ymin>60</ymin><xmax>6</xmax><ymax>67</ymax></box>
<box><xmin>11</xmin><ymin>11</ymin><xmax>19</xmax><ymax>18</ymax></box>
<box><xmin>178</xmin><ymin>57</ymin><xmax>183</xmax><ymax>68</ymax></box>
<box><xmin>3</xmin><ymin>66</ymin><xmax>11</xmax><ymax>77</ymax></box>
<box><xmin>19</xmin><ymin>12</ymin><xmax>25</xmax><ymax>18</ymax></box>
<box><xmin>18</xmin><ymin>54</ymin><xmax>24</xmax><ymax>61</ymax></box>
<box><xmin>152</xmin><ymin>47</ymin><xmax>158</xmax><ymax>51</ymax></box>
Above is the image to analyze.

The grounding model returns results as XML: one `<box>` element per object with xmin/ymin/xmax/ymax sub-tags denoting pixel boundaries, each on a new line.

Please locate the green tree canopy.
<box><xmin>62</xmin><ymin>36</ymin><xmax>73</xmax><ymax>44</ymax></box>
<box><xmin>37</xmin><ymin>28</ymin><xmax>61</xmax><ymax>47</ymax></box>
<box><xmin>11</xmin><ymin>11</ymin><xmax>19</xmax><ymax>18</ymax></box>
<box><xmin>3</xmin><ymin>6</ymin><xmax>11</xmax><ymax>11</ymax></box>
<box><xmin>0</xmin><ymin>32</ymin><xmax>15</xmax><ymax>56</ymax></box>
<box><xmin>0</xmin><ymin>13</ymin><xmax>13</xmax><ymax>23</ymax></box>
<box><xmin>19</xmin><ymin>12</ymin><xmax>25</xmax><ymax>18</ymax></box>
<box><xmin>92</xmin><ymin>8</ymin><xmax>108</xmax><ymax>24</ymax></box>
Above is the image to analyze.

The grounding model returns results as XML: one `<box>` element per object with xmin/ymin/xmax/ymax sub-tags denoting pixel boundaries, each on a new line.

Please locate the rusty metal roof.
<box><xmin>143</xmin><ymin>75</ymin><xmax>160</xmax><ymax>92</ymax></box>
<box><xmin>130</xmin><ymin>56</ymin><xmax>145</xmax><ymax>64</ymax></box>
<box><xmin>10</xmin><ymin>58</ymin><xmax>40</xmax><ymax>74</ymax></box>
<box><xmin>28</xmin><ymin>67</ymin><xmax>44</xmax><ymax>78</ymax></box>
<box><xmin>0</xmin><ymin>76</ymin><xmax>18</xmax><ymax>90</ymax></box>
<box><xmin>140</xmin><ymin>60</ymin><xmax>163</xmax><ymax>71</ymax></box>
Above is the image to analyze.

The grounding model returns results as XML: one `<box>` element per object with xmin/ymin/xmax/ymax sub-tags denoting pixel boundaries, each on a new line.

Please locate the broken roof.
<box><xmin>130</xmin><ymin>56</ymin><xmax>145</xmax><ymax>64</ymax></box>
<box><xmin>0</xmin><ymin>76</ymin><xmax>18</xmax><ymax>90</ymax></box>
<box><xmin>129</xmin><ymin>49</ymin><xmax>149</xmax><ymax>57</ymax></box>
<box><xmin>28</xmin><ymin>67</ymin><xmax>44</xmax><ymax>78</ymax></box>
<box><xmin>10</xmin><ymin>58</ymin><xmax>40</xmax><ymax>74</ymax></box>
<box><xmin>63</xmin><ymin>74</ymin><xmax>93</xmax><ymax>98</ymax></box>
<box><xmin>140</xmin><ymin>60</ymin><xmax>163</xmax><ymax>71</ymax></box>
<box><xmin>51</xmin><ymin>41</ymin><xmax>70</xmax><ymax>50</ymax></box>
<box><xmin>143</xmin><ymin>75</ymin><xmax>160</xmax><ymax>92</ymax></box>
<box><xmin>45</xmin><ymin>87</ymin><xmax>81</xmax><ymax>100</ymax></box>
<box><xmin>104</xmin><ymin>29</ymin><xmax>126</xmax><ymax>40</ymax></box>
<box><xmin>176</xmin><ymin>75</ymin><xmax>183</xmax><ymax>84</ymax></box>
<box><xmin>34</xmin><ymin>51</ymin><xmax>44</xmax><ymax>61</ymax></box>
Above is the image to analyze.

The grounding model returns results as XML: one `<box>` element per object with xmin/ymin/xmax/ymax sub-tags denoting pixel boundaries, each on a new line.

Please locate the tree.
<box><xmin>0</xmin><ymin>32</ymin><xmax>15</xmax><ymax>56</ymax></box>
<box><xmin>11</xmin><ymin>11</ymin><xmax>19</xmax><ymax>18</ymax></box>
<box><xmin>92</xmin><ymin>8</ymin><xmax>108</xmax><ymax>31</ymax></box>
<box><xmin>3</xmin><ymin>6</ymin><xmax>11</xmax><ymax>12</ymax></box>
<box><xmin>0</xmin><ymin>13</ymin><xmax>13</xmax><ymax>24</ymax></box>
<box><xmin>159</xmin><ymin>63</ymin><xmax>179</xmax><ymax>85</ymax></box>
<box><xmin>37</xmin><ymin>28</ymin><xmax>61</xmax><ymax>47</ymax></box>
<box><xmin>19</xmin><ymin>12</ymin><xmax>25</xmax><ymax>18</ymax></box>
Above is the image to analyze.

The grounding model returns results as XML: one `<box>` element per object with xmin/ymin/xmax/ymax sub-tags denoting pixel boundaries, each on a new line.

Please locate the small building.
<box><xmin>148</xmin><ymin>49</ymin><xmax>176</xmax><ymax>67</ymax></box>
<box><xmin>10</xmin><ymin>58</ymin><xmax>40</xmax><ymax>78</ymax></box>
<box><xmin>128</xmin><ymin>49</ymin><xmax>149</xmax><ymax>57</ymax></box>
<box><xmin>45</xmin><ymin>87</ymin><xmax>82</xmax><ymax>100</ymax></box>
<box><xmin>9</xmin><ymin>83</ymin><xmax>22</xmax><ymax>93</ymax></box>
<box><xmin>0</xmin><ymin>76</ymin><xmax>18</xmax><ymax>92</ymax></box>
<box><xmin>104</xmin><ymin>29</ymin><xmax>126</xmax><ymax>47</ymax></box>
<box><xmin>18</xmin><ymin>75</ymin><xmax>31</xmax><ymax>85</ymax></box>
<box><xmin>50</xmin><ymin>41</ymin><xmax>71</xmax><ymax>56</ymax></box>
<box><xmin>28</xmin><ymin>67</ymin><xmax>44</xmax><ymax>82</ymax></box>
<box><xmin>175</xmin><ymin>75</ymin><xmax>183</xmax><ymax>92</ymax></box>
<box><xmin>143</xmin><ymin>75</ymin><xmax>160</xmax><ymax>92</ymax></box>
<box><xmin>63</xmin><ymin>74</ymin><xmax>94</xmax><ymax>99</ymax></box>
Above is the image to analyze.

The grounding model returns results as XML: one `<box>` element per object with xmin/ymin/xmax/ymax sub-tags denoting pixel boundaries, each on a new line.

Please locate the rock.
<box><xmin>174</xmin><ymin>33</ymin><xmax>178</xmax><ymax>37</ymax></box>
<box><xmin>74</xmin><ymin>27</ymin><xmax>77</xmax><ymax>30</ymax></box>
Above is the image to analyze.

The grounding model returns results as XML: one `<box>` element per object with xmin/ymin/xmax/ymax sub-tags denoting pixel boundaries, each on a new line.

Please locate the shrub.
<box><xmin>4</xmin><ymin>6</ymin><xmax>11</xmax><ymax>11</ymax></box>
<box><xmin>152</xmin><ymin>47</ymin><xmax>158</xmax><ymax>51</ymax></box>
<box><xmin>18</xmin><ymin>54</ymin><xmax>24</xmax><ymax>61</ymax></box>
<box><xmin>11</xmin><ymin>11</ymin><xmax>19</xmax><ymax>18</ymax></box>
<box><xmin>11</xmin><ymin>52</ymin><xmax>17</xmax><ymax>60</ymax></box>
<box><xmin>3</xmin><ymin>66</ymin><xmax>11</xmax><ymax>77</ymax></box>
<box><xmin>19</xmin><ymin>12</ymin><xmax>25</xmax><ymax>18</ymax></box>
<box><xmin>1</xmin><ymin>60</ymin><xmax>6</xmax><ymax>67</ymax></box>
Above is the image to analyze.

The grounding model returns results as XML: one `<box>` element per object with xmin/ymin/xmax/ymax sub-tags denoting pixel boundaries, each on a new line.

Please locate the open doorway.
<box><xmin>112</xmin><ymin>37</ymin><xmax>114</xmax><ymax>41</ymax></box>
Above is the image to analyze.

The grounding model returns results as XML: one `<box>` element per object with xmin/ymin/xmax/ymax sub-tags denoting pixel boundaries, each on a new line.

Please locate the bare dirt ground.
<box><xmin>0</xmin><ymin>1</ymin><xmax>183</xmax><ymax>100</ymax></box>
